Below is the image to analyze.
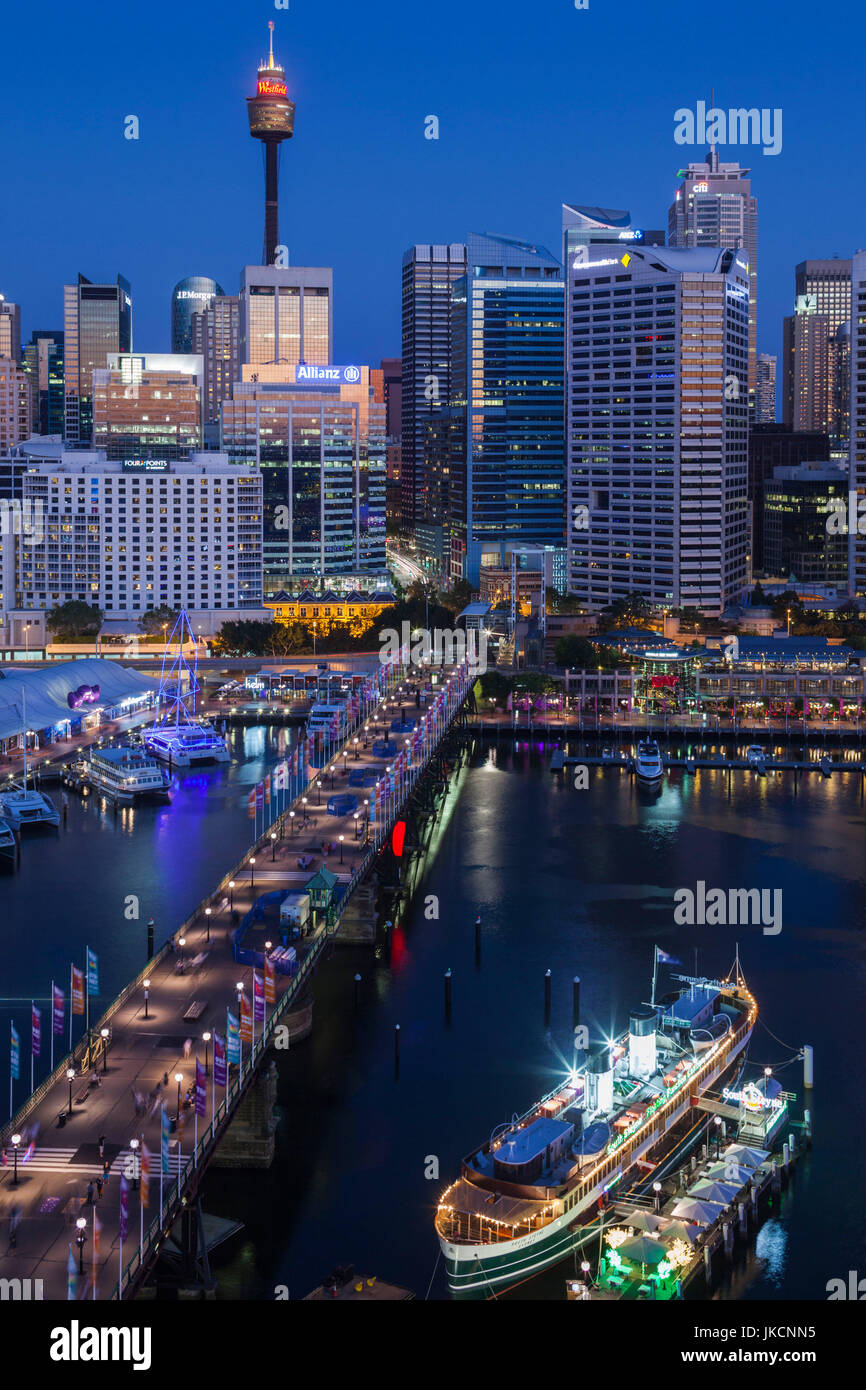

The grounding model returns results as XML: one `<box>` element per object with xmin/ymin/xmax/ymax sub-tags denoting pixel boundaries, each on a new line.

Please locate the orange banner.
<box><xmin>71</xmin><ymin>966</ymin><xmax>84</xmax><ymax>1016</ymax></box>
<box><xmin>239</xmin><ymin>993</ymin><xmax>253</xmax><ymax>1043</ymax></box>
<box><xmin>264</xmin><ymin>957</ymin><xmax>276</xmax><ymax>1005</ymax></box>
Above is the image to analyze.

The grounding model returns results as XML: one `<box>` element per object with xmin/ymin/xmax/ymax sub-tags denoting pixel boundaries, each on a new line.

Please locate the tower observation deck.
<box><xmin>246</xmin><ymin>21</ymin><xmax>296</xmax><ymax>267</ymax></box>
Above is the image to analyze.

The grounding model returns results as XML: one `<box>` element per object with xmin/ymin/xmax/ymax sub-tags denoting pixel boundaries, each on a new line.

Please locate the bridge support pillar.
<box><xmin>211</xmin><ymin>1058</ymin><xmax>280</xmax><ymax>1170</ymax></box>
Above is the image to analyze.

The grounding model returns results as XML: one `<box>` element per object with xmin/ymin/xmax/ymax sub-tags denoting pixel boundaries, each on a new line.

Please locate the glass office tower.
<box><xmin>170</xmin><ymin>276</ymin><xmax>224</xmax><ymax>353</ymax></box>
<box><xmin>23</xmin><ymin>330</ymin><xmax>65</xmax><ymax>435</ymax></box>
<box><xmin>63</xmin><ymin>274</ymin><xmax>132</xmax><ymax>444</ymax></box>
<box><xmin>447</xmin><ymin>233</ymin><xmax>565</xmax><ymax>587</ymax></box>
<box><xmin>221</xmin><ymin>365</ymin><xmax>386</xmax><ymax>592</ymax></box>
<box><xmin>238</xmin><ymin>266</ymin><xmax>332</xmax><ymax>371</ymax></box>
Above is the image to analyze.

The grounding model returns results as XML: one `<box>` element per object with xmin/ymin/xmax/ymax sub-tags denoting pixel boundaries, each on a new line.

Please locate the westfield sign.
<box><xmin>258</xmin><ymin>79</ymin><xmax>287</xmax><ymax>97</ymax></box>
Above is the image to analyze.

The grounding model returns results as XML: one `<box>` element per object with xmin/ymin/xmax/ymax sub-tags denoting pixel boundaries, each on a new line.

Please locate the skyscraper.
<box><xmin>221</xmin><ymin>366</ymin><xmax>386</xmax><ymax>592</ymax></box>
<box><xmin>562</xmin><ymin>204</ymin><xmax>665</xmax><ymax>262</ymax></box>
<box><xmin>239</xmin><ymin>266</ymin><xmax>332</xmax><ymax>371</ymax></box>
<box><xmin>170</xmin><ymin>276</ymin><xmax>224</xmax><ymax>354</ymax></box>
<box><xmin>63</xmin><ymin>274</ymin><xmax>131</xmax><ymax>445</ymax></box>
<box><xmin>749</xmin><ymin>424</ymin><xmax>829</xmax><ymax>575</ymax></box>
<box><xmin>191</xmin><ymin>295</ymin><xmax>241</xmax><ymax>424</ymax></box>
<box><xmin>755</xmin><ymin>354</ymin><xmax>776</xmax><ymax>424</ymax></box>
<box><xmin>0</xmin><ymin>358</ymin><xmax>31</xmax><ymax>452</ymax></box>
<box><xmin>380</xmin><ymin>356</ymin><xmax>402</xmax><ymax>526</ymax></box>
<box><xmin>246</xmin><ymin>22</ymin><xmax>295</xmax><ymax>266</ymax></box>
<box><xmin>400</xmin><ymin>244</ymin><xmax>467</xmax><ymax>550</ymax></box>
<box><xmin>782</xmin><ymin>258</ymin><xmax>851</xmax><ymax>445</ymax></box>
<box><xmin>448</xmin><ymin>233</ymin><xmax>565</xmax><ymax>587</ymax></box>
<box><xmin>23</xmin><ymin>331</ymin><xmax>65</xmax><ymax>436</ymax></box>
<box><xmin>91</xmin><ymin>353</ymin><xmax>203</xmax><ymax>459</ymax></box>
<box><xmin>566</xmin><ymin>244</ymin><xmax>750</xmax><ymax>614</ymax></box>
<box><xmin>848</xmin><ymin>251</ymin><xmax>866</xmax><ymax>594</ymax></box>
<box><xmin>668</xmin><ymin>152</ymin><xmax>757</xmax><ymax>412</ymax></box>
<box><xmin>0</xmin><ymin>297</ymin><xmax>21</xmax><ymax>362</ymax></box>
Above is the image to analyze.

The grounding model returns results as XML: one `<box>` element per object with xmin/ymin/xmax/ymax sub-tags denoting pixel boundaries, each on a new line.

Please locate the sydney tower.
<box><xmin>247</xmin><ymin>22</ymin><xmax>296</xmax><ymax>266</ymax></box>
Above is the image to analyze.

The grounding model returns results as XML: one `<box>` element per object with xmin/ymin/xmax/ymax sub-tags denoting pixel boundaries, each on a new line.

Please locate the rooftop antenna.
<box><xmin>268</xmin><ymin>19</ymin><xmax>276</xmax><ymax>69</ymax></box>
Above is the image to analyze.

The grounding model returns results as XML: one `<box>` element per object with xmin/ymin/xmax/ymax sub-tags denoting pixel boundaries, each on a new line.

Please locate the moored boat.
<box><xmin>635</xmin><ymin>739</ymin><xmax>664</xmax><ymax>788</ymax></box>
<box><xmin>0</xmin><ymin>817</ymin><xmax>16</xmax><ymax>864</ymax></box>
<box><xmin>78</xmin><ymin>745</ymin><xmax>171</xmax><ymax>801</ymax></box>
<box><xmin>434</xmin><ymin>952</ymin><xmax>757</xmax><ymax>1297</ymax></box>
<box><xmin>0</xmin><ymin>784</ymin><xmax>60</xmax><ymax>831</ymax></box>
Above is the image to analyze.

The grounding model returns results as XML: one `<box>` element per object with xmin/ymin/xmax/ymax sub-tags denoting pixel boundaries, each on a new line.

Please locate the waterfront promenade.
<box><xmin>0</xmin><ymin>660</ymin><xmax>472</xmax><ymax>1300</ymax></box>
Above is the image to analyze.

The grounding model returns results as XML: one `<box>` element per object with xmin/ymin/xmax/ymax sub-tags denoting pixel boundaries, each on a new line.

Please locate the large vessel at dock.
<box><xmin>435</xmin><ymin>953</ymin><xmax>757</xmax><ymax>1297</ymax></box>
<box><xmin>74</xmin><ymin>745</ymin><xmax>171</xmax><ymax>802</ymax></box>
<box><xmin>141</xmin><ymin>609</ymin><xmax>230</xmax><ymax>767</ymax></box>
<box><xmin>634</xmin><ymin>739</ymin><xmax>664</xmax><ymax>789</ymax></box>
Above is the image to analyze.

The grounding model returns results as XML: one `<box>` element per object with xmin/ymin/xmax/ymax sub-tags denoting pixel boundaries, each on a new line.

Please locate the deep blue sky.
<box><xmin>1</xmin><ymin>0</ymin><xmax>861</xmax><ymax>368</ymax></box>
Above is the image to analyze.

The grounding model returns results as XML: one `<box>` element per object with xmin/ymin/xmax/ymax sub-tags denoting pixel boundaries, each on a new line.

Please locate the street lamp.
<box><xmin>316</xmin><ymin>780</ymin><xmax>322</xmax><ymax>807</ymax></box>
<box><xmin>202</xmin><ymin>1032</ymin><xmax>211</xmax><ymax>1076</ymax></box>
<box><xmin>289</xmin><ymin>810</ymin><xmax>295</xmax><ymax>835</ymax></box>
<box><xmin>652</xmin><ymin>1180</ymin><xmax>662</xmax><ymax>1213</ymax></box>
<box><xmin>143</xmin><ymin>978</ymin><xmax>150</xmax><ymax>1020</ymax></box>
<box><xmin>354</xmin><ymin>812</ymin><xmax>360</xmax><ymax>839</ymax></box>
<box><xmin>67</xmin><ymin>1066</ymin><xmax>76</xmax><ymax>1116</ymax></box>
<box><xmin>713</xmin><ymin>1114</ymin><xmax>722</xmax><ymax>1158</ymax></box>
<box><xmin>249</xmin><ymin>858</ymin><xmax>256</xmax><ymax>889</ymax></box>
<box><xmin>76</xmin><ymin>1216</ymin><xmax>87</xmax><ymax>1274</ymax></box>
<box><xmin>228</xmin><ymin>880</ymin><xmax>236</xmax><ymax>911</ymax></box>
<box><xmin>301</xmin><ymin>797</ymin><xmax>308</xmax><ymax>824</ymax></box>
<box><xmin>178</xmin><ymin>936</ymin><xmax>186</xmax><ymax>970</ymax></box>
<box><xmin>175</xmin><ymin>1072</ymin><xmax>183</xmax><ymax>1122</ymax></box>
<box><xmin>270</xmin><ymin>831</ymin><xmax>277</xmax><ymax>861</ymax></box>
<box><xmin>204</xmin><ymin>906</ymin><xmax>212</xmax><ymax>942</ymax></box>
<box><xmin>100</xmin><ymin>1027</ymin><xmax>110</xmax><ymax>1072</ymax></box>
<box><xmin>11</xmin><ymin>1133</ymin><xmax>21</xmax><ymax>1185</ymax></box>
<box><xmin>129</xmin><ymin>1137</ymin><xmax>140</xmax><ymax>1189</ymax></box>
<box><xmin>339</xmin><ymin>834</ymin><xmax>345</xmax><ymax>864</ymax></box>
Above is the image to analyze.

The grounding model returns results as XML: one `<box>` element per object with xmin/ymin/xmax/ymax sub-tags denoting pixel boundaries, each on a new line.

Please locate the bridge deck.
<box><xmin>0</xmin><ymin>662</ymin><xmax>471</xmax><ymax>1299</ymax></box>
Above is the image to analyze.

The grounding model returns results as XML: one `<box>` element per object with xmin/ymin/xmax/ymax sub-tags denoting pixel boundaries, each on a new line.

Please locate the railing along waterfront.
<box><xmin>110</xmin><ymin>660</ymin><xmax>474</xmax><ymax>1297</ymax></box>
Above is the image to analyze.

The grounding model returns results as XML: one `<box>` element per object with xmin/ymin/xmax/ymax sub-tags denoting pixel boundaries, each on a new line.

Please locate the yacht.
<box><xmin>746</xmin><ymin>745</ymin><xmax>767</xmax><ymax>770</ymax></box>
<box><xmin>0</xmin><ymin>784</ymin><xmax>61</xmax><ymax>831</ymax></box>
<box><xmin>79</xmin><ymin>746</ymin><xmax>171</xmax><ymax>802</ymax></box>
<box><xmin>634</xmin><ymin>739</ymin><xmax>664</xmax><ymax>788</ymax></box>
<box><xmin>142</xmin><ymin>723</ymin><xmax>230</xmax><ymax>768</ymax></box>
<box><xmin>435</xmin><ymin>953</ymin><xmax>757</xmax><ymax>1297</ymax></box>
<box><xmin>0</xmin><ymin>817</ymin><xmax>16</xmax><ymax>865</ymax></box>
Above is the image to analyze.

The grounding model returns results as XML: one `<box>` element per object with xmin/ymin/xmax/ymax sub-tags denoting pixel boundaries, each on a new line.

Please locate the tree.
<box><xmin>675</xmin><ymin>606</ymin><xmax>705</xmax><ymax>634</ymax></box>
<box><xmin>750</xmin><ymin>581</ymin><xmax>767</xmax><ymax>606</ymax></box>
<box><xmin>211</xmin><ymin>621</ymin><xmax>277</xmax><ymax>657</ymax></box>
<box><xmin>138</xmin><ymin>605</ymin><xmax>180</xmax><ymax>637</ymax></box>
<box><xmin>554</xmin><ymin>634</ymin><xmax>599</xmax><ymax>669</ymax></box>
<box><xmin>47</xmin><ymin>600</ymin><xmax>103</xmax><ymax>639</ymax></box>
<box><xmin>599</xmin><ymin>592</ymin><xmax>653</xmax><ymax>630</ymax></box>
<box><xmin>439</xmin><ymin>578</ymin><xmax>474</xmax><ymax>615</ymax></box>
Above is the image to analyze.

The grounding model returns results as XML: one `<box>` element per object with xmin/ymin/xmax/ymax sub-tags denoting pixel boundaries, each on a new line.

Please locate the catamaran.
<box><xmin>434</xmin><ymin>949</ymin><xmax>757</xmax><ymax>1297</ymax></box>
<box><xmin>0</xmin><ymin>689</ymin><xmax>60</xmax><ymax>831</ymax></box>
<box><xmin>0</xmin><ymin>817</ymin><xmax>17</xmax><ymax>864</ymax></box>
<box><xmin>141</xmin><ymin>610</ymin><xmax>230</xmax><ymax>767</ymax></box>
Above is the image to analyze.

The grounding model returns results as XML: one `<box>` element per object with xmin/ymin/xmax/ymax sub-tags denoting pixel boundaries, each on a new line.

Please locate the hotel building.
<box><xmin>9</xmin><ymin>439</ymin><xmax>262</xmax><ymax>617</ymax></box>
<box><xmin>220</xmin><ymin>364</ymin><xmax>386</xmax><ymax>593</ymax></box>
<box><xmin>0</xmin><ymin>359</ymin><xmax>32</xmax><ymax>452</ymax></box>
<box><xmin>566</xmin><ymin>244</ymin><xmax>750</xmax><ymax>615</ymax></box>
<box><xmin>91</xmin><ymin>352</ymin><xmax>203</xmax><ymax>459</ymax></box>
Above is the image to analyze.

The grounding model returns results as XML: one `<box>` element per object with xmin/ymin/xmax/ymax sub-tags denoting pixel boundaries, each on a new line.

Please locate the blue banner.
<box><xmin>226</xmin><ymin>1009</ymin><xmax>240</xmax><ymax>1065</ymax></box>
<box><xmin>161</xmin><ymin>1105</ymin><xmax>171</xmax><ymax>1174</ymax></box>
<box><xmin>87</xmin><ymin>947</ymin><xmax>99</xmax><ymax>994</ymax></box>
<box><xmin>10</xmin><ymin>1022</ymin><xmax>20</xmax><ymax>1081</ymax></box>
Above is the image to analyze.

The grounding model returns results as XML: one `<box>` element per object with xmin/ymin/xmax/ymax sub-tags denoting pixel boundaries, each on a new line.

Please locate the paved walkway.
<box><xmin>0</xmin><ymin>668</ymin><xmax>466</xmax><ymax>1299</ymax></box>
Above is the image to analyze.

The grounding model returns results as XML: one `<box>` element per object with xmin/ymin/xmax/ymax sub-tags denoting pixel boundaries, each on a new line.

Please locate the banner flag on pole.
<box><xmin>264</xmin><ymin>773</ymin><xmax>271</xmax><ymax>806</ymax></box>
<box><xmin>264</xmin><ymin>956</ymin><xmax>276</xmax><ymax>1005</ymax></box>
<box><xmin>239</xmin><ymin>992</ymin><xmax>253</xmax><ymax>1043</ymax></box>
<box><xmin>67</xmin><ymin>1244</ymin><xmax>78</xmax><ymax>1301</ymax></box>
<box><xmin>255</xmin><ymin>784</ymin><xmax>264</xmax><ymax>814</ymax></box>
<box><xmin>71</xmin><ymin>967</ymin><xmax>85</xmax><ymax>1015</ymax></box>
<box><xmin>119</xmin><ymin>1175</ymin><xmax>129</xmax><ymax>1242</ymax></box>
<box><xmin>248</xmin><ymin>787</ymin><xmax>256</xmax><ymax>819</ymax></box>
<box><xmin>31</xmin><ymin>1004</ymin><xmax>41</xmax><ymax>1058</ymax></box>
<box><xmin>161</xmin><ymin>1106</ymin><xmax>171</xmax><ymax>1175</ymax></box>
<box><xmin>53</xmin><ymin>985</ymin><xmax>65</xmax><ymax>1035</ymax></box>
<box><xmin>10</xmin><ymin>1022</ymin><xmax>20</xmax><ymax>1080</ymax></box>
<box><xmin>214</xmin><ymin>1030</ymin><xmax>227</xmax><ymax>1087</ymax></box>
<box><xmin>195</xmin><ymin>1058</ymin><xmax>207</xmax><ymax>1117</ymax></box>
<box><xmin>86</xmin><ymin>948</ymin><xmax>99</xmax><ymax>994</ymax></box>
<box><xmin>141</xmin><ymin>1142</ymin><xmax>151</xmax><ymax>1209</ymax></box>
<box><xmin>226</xmin><ymin>1010</ymin><xmax>240</xmax><ymax>1065</ymax></box>
<box><xmin>253</xmin><ymin>971</ymin><xmax>265</xmax><ymax>1023</ymax></box>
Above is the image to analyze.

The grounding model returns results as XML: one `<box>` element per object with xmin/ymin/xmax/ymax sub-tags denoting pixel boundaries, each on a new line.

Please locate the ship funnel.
<box><xmin>585</xmin><ymin>1044</ymin><xmax>614</xmax><ymax>1115</ymax></box>
<box><xmin>629</xmin><ymin>1008</ymin><xmax>657</xmax><ymax>1080</ymax></box>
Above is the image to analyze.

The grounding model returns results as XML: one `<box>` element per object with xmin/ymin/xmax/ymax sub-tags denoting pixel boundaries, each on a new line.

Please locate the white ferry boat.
<box><xmin>435</xmin><ymin>953</ymin><xmax>757</xmax><ymax>1297</ymax></box>
<box><xmin>81</xmin><ymin>746</ymin><xmax>171</xmax><ymax>802</ymax></box>
<box><xmin>142</xmin><ymin>723</ymin><xmax>230</xmax><ymax>768</ymax></box>
<box><xmin>635</xmin><ymin>739</ymin><xmax>664</xmax><ymax>788</ymax></box>
<box><xmin>0</xmin><ymin>784</ymin><xmax>61</xmax><ymax>831</ymax></box>
<box><xmin>306</xmin><ymin>701</ymin><xmax>348</xmax><ymax>737</ymax></box>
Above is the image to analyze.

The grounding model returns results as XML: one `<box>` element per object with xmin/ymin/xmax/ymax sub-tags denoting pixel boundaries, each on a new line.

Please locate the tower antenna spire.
<box><xmin>268</xmin><ymin>20</ymin><xmax>275</xmax><ymax>69</ymax></box>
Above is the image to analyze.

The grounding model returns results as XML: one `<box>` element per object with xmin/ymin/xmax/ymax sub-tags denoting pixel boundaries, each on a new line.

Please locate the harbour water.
<box><xmin>2</xmin><ymin>731</ymin><xmax>862</xmax><ymax>1300</ymax></box>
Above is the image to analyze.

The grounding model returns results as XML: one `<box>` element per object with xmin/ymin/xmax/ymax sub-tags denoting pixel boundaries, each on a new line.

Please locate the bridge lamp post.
<box><xmin>270</xmin><ymin>831</ymin><xmax>277</xmax><ymax>861</ymax></box>
<box><xmin>205</xmin><ymin>906</ymin><xmax>212</xmax><ymax>943</ymax></box>
<box><xmin>100</xmin><ymin>1027</ymin><xmax>110</xmax><ymax>1072</ymax></box>
<box><xmin>713</xmin><ymin>1114</ymin><xmax>722</xmax><ymax>1158</ymax></box>
<box><xmin>175</xmin><ymin>1072</ymin><xmax>183</xmax><ymax>1123</ymax></box>
<box><xmin>316</xmin><ymin>780</ymin><xmax>322</xmax><ymax>807</ymax></box>
<box><xmin>67</xmin><ymin>1067</ymin><xmax>76</xmax><ymax>1116</ymax></box>
<box><xmin>301</xmin><ymin>797</ymin><xmax>308</xmax><ymax>824</ymax></box>
<box><xmin>228</xmin><ymin>881</ymin><xmax>236</xmax><ymax>911</ymax></box>
<box><xmin>202</xmin><ymin>1033</ymin><xmax>211</xmax><ymax>1077</ymax></box>
<box><xmin>289</xmin><ymin>810</ymin><xmax>295</xmax><ymax>836</ymax></box>
<box><xmin>76</xmin><ymin>1216</ymin><xmax>87</xmax><ymax>1274</ymax></box>
<box><xmin>10</xmin><ymin>1133</ymin><xmax>21</xmax><ymax>1185</ymax></box>
<box><xmin>652</xmin><ymin>1180</ymin><xmax>662</xmax><ymax>1213</ymax></box>
<box><xmin>143</xmin><ymin>979</ymin><xmax>150</xmax><ymax>1020</ymax></box>
<box><xmin>339</xmin><ymin>834</ymin><xmax>345</xmax><ymax>865</ymax></box>
<box><xmin>178</xmin><ymin>937</ymin><xmax>186</xmax><ymax>970</ymax></box>
<box><xmin>249</xmin><ymin>858</ymin><xmax>256</xmax><ymax>889</ymax></box>
<box><xmin>353</xmin><ymin>812</ymin><xmax>359</xmax><ymax>839</ymax></box>
<box><xmin>129</xmin><ymin>1137</ymin><xmax>140</xmax><ymax>1189</ymax></box>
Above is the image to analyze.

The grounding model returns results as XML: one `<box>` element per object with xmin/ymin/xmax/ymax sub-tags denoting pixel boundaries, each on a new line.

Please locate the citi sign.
<box><xmin>296</xmin><ymin>365</ymin><xmax>362</xmax><ymax>385</ymax></box>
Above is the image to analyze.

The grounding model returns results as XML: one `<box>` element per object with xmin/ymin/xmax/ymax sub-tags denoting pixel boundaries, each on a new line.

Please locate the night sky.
<box><xmin>1</xmin><ymin>0</ymin><xmax>859</xmax><ymax>370</ymax></box>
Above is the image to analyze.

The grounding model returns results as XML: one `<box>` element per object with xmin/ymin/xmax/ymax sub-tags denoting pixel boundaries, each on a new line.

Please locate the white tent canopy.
<box><xmin>671</xmin><ymin>1197</ymin><xmax>725</xmax><ymax>1226</ymax></box>
<box><xmin>0</xmin><ymin>660</ymin><xmax>156</xmax><ymax>742</ymax></box>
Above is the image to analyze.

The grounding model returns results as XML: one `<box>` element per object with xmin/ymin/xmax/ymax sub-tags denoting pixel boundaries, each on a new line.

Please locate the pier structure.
<box><xmin>0</xmin><ymin>658</ymin><xmax>474</xmax><ymax>1300</ymax></box>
